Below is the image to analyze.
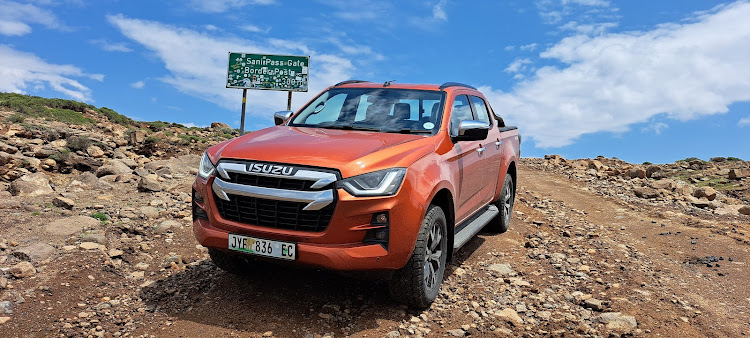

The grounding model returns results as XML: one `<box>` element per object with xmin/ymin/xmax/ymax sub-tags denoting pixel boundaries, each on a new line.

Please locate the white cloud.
<box><xmin>0</xmin><ymin>44</ymin><xmax>100</xmax><ymax>101</ymax></box>
<box><xmin>739</xmin><ymin>116</ymin><xmax>750</xmax><ymax>127</ymax></box>
<box><xmin>131</xmin><ymin>80</ymin><xmax>145</xmax><ymax>89</ymax></box>
<box><xmin>90</xmin><ymin>39</ymin><xmax>133</xmax><ymax>52</ymax></box>
<box><xmin>240</xmin><ymin>24</ymin><xmax>269</xmax><ymax>33</ymax></box>
<box><xmin>107</xmin><ymin>14</ymin><xmax>355</xmax><ymax>116</ymax></box>
<box><xmin>0</xmin><ymin>1</ymin><xmax>63</xmax><ymax>36</ymax></box>
<box><xmin>482</xmin><ymin>2</ymin><xmax>750</xmax><ymax>148</ymax></box>
<box><xmin>562</xmin><ymin>0</ymin><xmax>610</xmax><ymax>7</ymax></box>
<box><xmin>641</xmin><ymin>122</ymin><xmax>668</xmax><ymax>135</ymax></box>
<box><xmin>187</xmin><ymin>0</ymin><xmax>274</xmax><ymax>13</ymax></box>
<box><xmin>504</xmin><ymin>58</ymin><xmax>532</xmax><ymax>73</ymax></box>
<box><xmin>536</xmin><ymin>0</ymin><xmax>618</xmax><ymax>27</ymax></box>
<box><xmin>433</xmin><ymin>0</ymin><xmax>448</xmax><ymax>21</ymax></box>
<box><xmin>560</xmin><ymin>20</ymin><xmax>617</xmax><ymax>35</ymax></box>
<box><xmin>519</xmin><ymin>43</ymin><xmax>538</xmax><ymax>51</ymax></box>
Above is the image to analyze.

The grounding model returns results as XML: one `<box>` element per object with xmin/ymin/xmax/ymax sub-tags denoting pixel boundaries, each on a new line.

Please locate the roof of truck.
<box><xmin>332</xmin><ymin>80</ymin><xmax>477</xmax><ymax>91</ymax></box>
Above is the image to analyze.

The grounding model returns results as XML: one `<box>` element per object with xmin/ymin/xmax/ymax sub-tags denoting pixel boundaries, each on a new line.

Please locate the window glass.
<box><xmin>450</xmin><ymin>95</ymin><xmax>472</xmax><ymax>136</ymax></box>
<box><xmin>290</xmin><ymin>88</ymin><xmax>445</xmax><ymax>133</ymax></box>
<box><xmin>469</xmin><ymin>96</ymin><xmax>491</xmax><ymax>125</ymax></box>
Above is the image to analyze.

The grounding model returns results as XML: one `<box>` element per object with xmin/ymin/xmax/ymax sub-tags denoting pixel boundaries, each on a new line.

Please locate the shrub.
<box><xmin>710</xmin><ymin>157</ymin><xmax>726</xmax><ymax>162</ymax></box>
<box><xmin>727</xmin><ymin>157</ymin><xmax>742</xmax><ymax>162</ymax></box>
<box><xmin>90</xmin><ymin>212</ymin><xmax>108</xmax><ymax>222</ymax></box>
<box><xmin>66</xmin><ymin>135</ymin><xmax>92</xmax><ymax>152</ymax></box>
<box><xmin>49</xmin><ymin>149</ymin><xmax>71</xmax><ymax>163</ymax></box>
<box><xmin>6</xmin><ymin>113</ymin><xmax>25</xmax><ymax>123</ymax></box>
<box><xmin>681</xmin><ymin>157</ymin><xmax>703</xmax><ymax>163</ymax></box>
<box><xmin>148</xmin><ymin>121</ymin><xmax>169</xmax><ymax>131</ymax></box>
<box><xmin>643</xmin><ymin>161</ymin><xmax>652</xmax><ymax>165</ymax></box>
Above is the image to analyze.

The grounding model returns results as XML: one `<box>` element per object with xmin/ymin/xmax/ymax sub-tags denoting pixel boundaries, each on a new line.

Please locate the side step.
<box><xmin>453</xmin><ymin>204</ymin><xmax>499</xmax><ymax>250</ymax></box>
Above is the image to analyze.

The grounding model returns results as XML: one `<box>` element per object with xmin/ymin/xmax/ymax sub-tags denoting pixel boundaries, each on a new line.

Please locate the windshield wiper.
<box><xmin>317</xmin><ymin>124</ymin><xmax>382</xmax><ymax>132</ymax></box>
<box><xmin>381</xmin><ymin>128</ymin><xmax>433</xmax><ymax>134</ymax></box>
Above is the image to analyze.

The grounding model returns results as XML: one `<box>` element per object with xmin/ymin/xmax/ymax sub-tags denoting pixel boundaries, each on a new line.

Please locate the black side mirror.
<box><xmin>453</xmin><ymin>120</ymin><xmax>490</xmax><ymax>141</ymax></box>
<box><xmin>274</xmin><ymin>111</ymin><xmax>293</xmax><ymax>125</ymax></box>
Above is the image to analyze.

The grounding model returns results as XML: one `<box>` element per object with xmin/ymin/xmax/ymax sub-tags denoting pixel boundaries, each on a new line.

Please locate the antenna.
<box><xmin>383</xmin><ymin>80</ymin><xmax>396</xmax><ymax>87</ymax></box>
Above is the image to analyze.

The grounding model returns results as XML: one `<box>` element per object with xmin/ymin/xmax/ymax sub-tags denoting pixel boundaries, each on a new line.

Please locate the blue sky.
<box><xmin>1</xmin><ymin>0</ymin><xmax>749</xmax><ymax>164</ymax></box>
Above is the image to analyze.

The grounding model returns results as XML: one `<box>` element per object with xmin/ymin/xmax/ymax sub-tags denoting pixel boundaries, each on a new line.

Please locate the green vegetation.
<box><xmin>49</xmin><ymin>149</ymin><xmax>71</xmax><ymax>163</ymax></box>
<box><xmin>642</xmin><ymin>161</ymin><xmax>652</xmax><ymax>165</ymax></box>
<box><xmin>90</xmin><ymin>212</ymin><xmax>108</xmax><ymax>222</ymax></box>
<box><xmin>6</xmin><ymin>113</ymin><xmax>25</xmax><ymax>123</ymax></box>
<box><xmin>710</xmin><ymin>157</ymin><xmax>726</xmax><ymax>162</ymax></box>
<box><xmin>727</xmin><ymin>157</ymin><xmax>742</xmax><ymax>162</ymax></box>
<box><xmin>681</xmin><ymin>157</ymin><xmax>704</xmax><ymax>163</ymax></box>
<box><xmin>0</xmin><ymin>92</ymin><xmax>133</xmax><ymax>126</ymax></box>
<box><xmin>696</xmin><ymin>177</ymin><xmax>736</xmax><ymax>191</ymax></box>
<box><xmin>31</xmin><ymin>211</ymin><xmax>41</xmax><ymax>216</ymax></box>
<box><xmin>66</xmin><ymin>135</ymin><xmax>92</xmax><ymax>152</ymax></box>
<box><xmin>145</xmin><ymin>136</ymin><xmax>161</xmax><ymax>143</ymax></box>
<box><xmin>177</xmin><ymin>134</ymin><xmax>203</xmax><ymax>144</ymax></box>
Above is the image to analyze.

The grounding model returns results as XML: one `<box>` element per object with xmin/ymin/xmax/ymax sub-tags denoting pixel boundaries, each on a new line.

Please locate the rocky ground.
<box><xmin>1</xmin><ymin>115</ymin><xmax>749</xmax><ymax>337</ymax></box>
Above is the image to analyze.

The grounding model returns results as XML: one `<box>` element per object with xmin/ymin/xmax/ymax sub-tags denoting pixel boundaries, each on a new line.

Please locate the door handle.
<box><xmin>477</xmin><ymin>146</ymin><xmax>485</xmax><ymax>155</ymax></box>
<box><xmin>495</xmin><ymin>140</ymin><xmax>502</xmax><ymax>149</ymax></box>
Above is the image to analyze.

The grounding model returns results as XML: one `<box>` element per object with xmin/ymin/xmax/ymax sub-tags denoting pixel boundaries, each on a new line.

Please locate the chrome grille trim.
<box><xmin>216</xmin><ymin>162</ymin><xmax>337</xmax><ymax>189</ymax></box>
<box><xmin>212</xmin><ymin>177</ymin><xmax>334</xmax><ymax>211</ymax></box>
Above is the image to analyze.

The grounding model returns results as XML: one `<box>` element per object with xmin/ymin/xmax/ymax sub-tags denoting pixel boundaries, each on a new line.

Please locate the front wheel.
<box><xmin>389</xmin><ymin>204</ymin><xmax>448</xmax><ymax>308</ymax></box>
<box><xmin>486</xmin><ymin>173</ymin><xmax>515</xmax><ymax>233</ymax></box>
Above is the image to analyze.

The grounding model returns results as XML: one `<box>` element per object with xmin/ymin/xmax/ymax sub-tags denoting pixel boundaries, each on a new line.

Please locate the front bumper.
<box><xmin>192</xmin><ymin>176</ymin><xmax>424</xmax><ymax>271</ymax></box>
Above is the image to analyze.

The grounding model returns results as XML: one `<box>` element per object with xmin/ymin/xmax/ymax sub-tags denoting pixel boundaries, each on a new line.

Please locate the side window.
<box><xmin>450</xmin><ymin>95</ymin><xmax>472</xmax><ymax>136</ymax></box>
<box><xmin>305</xmin><ymin>93</ymin><xmax>347</xmax><ymax>124</ymax></box>
<box><xmin>469</xmin><ymin>96</ymin><xmax>491</xmax><ymax>125</ymax></box>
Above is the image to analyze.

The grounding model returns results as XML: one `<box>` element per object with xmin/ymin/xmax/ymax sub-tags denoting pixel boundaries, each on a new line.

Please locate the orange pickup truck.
<box><xmin>192</xmin><ymin>81</ymin><xmax>521</xmax><ymax>307</ymax></box>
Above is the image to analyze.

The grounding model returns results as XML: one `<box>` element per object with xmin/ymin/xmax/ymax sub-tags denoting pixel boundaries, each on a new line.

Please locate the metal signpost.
<box><xmin>226</xmin><ymin>53</ymin><xmax>310</xmax><ymax>135</ymax></box>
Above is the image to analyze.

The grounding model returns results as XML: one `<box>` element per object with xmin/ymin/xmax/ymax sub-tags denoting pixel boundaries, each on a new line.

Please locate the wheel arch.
<box><xmin>428</xmin><ymin>188</ymin><xmax>455</xmax><ymax>261</ymax></box>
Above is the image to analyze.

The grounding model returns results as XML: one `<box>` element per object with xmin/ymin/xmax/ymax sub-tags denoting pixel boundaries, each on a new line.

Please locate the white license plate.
<box><xmin>228</xmin><ymin>234</ymin><xmax>296</xmax><ymax>260</ymax></box>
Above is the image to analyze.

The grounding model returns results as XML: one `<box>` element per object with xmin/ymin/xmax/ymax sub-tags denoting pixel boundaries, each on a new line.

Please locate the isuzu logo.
<box><xmin>247</xmin><ymin>163</ymin><xmax>296</xmax><ymax>176</ymax></box>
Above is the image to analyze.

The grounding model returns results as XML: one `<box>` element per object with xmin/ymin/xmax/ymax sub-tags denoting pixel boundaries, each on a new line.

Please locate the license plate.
<box><xmin>228</xmin><ymin>234</ymin><xmax>296</xmax><ymax>260</ymax></box>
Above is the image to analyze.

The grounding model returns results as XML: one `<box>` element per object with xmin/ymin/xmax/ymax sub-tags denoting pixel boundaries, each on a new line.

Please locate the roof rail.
<box><xmin>334</xmin><ymin>80</ymin><xmax>369</xmax><ymax>87</ymax></box>
<box><xmin>439</xmin><ymin>82</ymin><xmax>477</xmax><ymax>90</ymax></box>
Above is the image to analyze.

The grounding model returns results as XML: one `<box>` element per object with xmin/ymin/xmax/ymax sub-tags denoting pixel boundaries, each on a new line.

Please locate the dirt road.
<box><xmin>1</xmin><ymin>160</ymin><xmax>748</xmax><ymax>337</ymax></box>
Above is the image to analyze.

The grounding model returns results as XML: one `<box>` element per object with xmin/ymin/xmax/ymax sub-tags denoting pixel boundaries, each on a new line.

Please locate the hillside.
<box><xmin>1</xmin><ymin>94</ymin><xmax>749</xmax><ymax>337</ymax></box>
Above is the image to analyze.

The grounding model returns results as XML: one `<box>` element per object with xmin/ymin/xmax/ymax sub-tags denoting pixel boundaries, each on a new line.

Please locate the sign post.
<box><xmin>226</xmin><ymin>53</ymin><xmax>310</xmax><ymax>134</ymax></box>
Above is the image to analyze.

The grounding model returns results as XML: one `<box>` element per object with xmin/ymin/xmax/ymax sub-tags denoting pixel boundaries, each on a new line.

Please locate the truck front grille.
<box><xmin>214</xmin><ymin>193</ymin><xmax>335</xmax><ymax>232</ymax></box>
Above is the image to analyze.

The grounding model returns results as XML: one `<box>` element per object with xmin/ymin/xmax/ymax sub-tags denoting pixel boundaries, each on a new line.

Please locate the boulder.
<box><xmin>693</xmin><ymin>187</ymin><xmax>717</xmax><ymax>201</ymax></box>
<box><xmin>211</xmin><ymin>122</ymin><xmax>231</xmax><ymax>129</ymax></box>
<box><xmin>53</xmin><ymin>196</ymin><xmax>75</xmax><ymax>209</ymax></box>
<box><xmin>45</xmin><ymin>215</ymin><xmax>101</xmax><ymax>236</ymax></box>
<box><xmin>634</xmin><ymin>187</ymin><xmax>659</xmax><ymax>199</ymax></box>
<box><xmin>95</xmin><ymin>160</ymin><xmax>133</xmax><ymax>177</ymax></box>
<box><xmin>13</xmin><ymin>243</ymin><xmax>56</xmax><ymax>262</ymax></box>
<box><xmin>739</xmin><ymin>205</ymin><xmax>750</xmax><ymax>216</ymax></box>
<box><xmin>729</xmin><ymin>169</ymin><xmax>750</xmax><ymax>180</ymax></box>
<box><xmin>129</xmin><ymin>130</ymin><xmax>147</xmax><ymax>145</ymax></box>
<box><xmin>645</xmin><ymin>165</ymin><xmax>661</xmax><ymax>178</ymax></box>
<box><xmin>627</xmin><ymin>168</ymin><xmax>646</xmax><ymax>179</ymax></box>
<box><xmin>9</xmin><ymin>261</ymin><xmax>36</xmax><ymax>278</ymax></box>
<box><xmin>155</xmin><ymin>220</ymin><xmax>180</xmax><ymax>233</ymax></box>
<box><xmin>138</xmin><ymin>176</ymin><xmax>162</xmax><ymax>192</ymax></box>
<box><xmin>587</xmin><ymin>160</ymin><xmax>605</xmax><ymax>171</ymax></box>
<box><xmin>488</xmin><ymin>263</ymin><xmax>513</xmax><ymax>276</ymax></box>
<box><xmin>9</xmin><ymin>173</ymin><xmax>53</xmax><ymax>196</ymax></box>
<box><xmin>86</xmin><ymin>145</ymin><xmax>105</xmax><ymax>158</ymax></box>
<box><xmin>497</xmin><ymin>308</ymin><xmax>523</xmax><ymax>326</ymax></box>
<box><xmin>651</xmin><ymin>179</ymin><xmax>676</xmax><ymax>191</ymax></box>
<box><xmin>599</xmin><ymin>312</ymin><xmax>637</xmax><ymax>333</ymax></box>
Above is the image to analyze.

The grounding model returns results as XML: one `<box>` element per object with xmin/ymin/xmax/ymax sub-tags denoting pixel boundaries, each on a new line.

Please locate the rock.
<box><xmin>584</xmin><ymin>298</ymin><xmax>604</xmax><ymax>311</ymax></box>
<box><xmin>497</xmin><ymin>308</ymin><xmax>523</xmax><ymax>326</ymax></box>
<box><xmin>81</xmin><ymin>232</ymin><xmax>107</xmax><ymax>244</ymax></box>
<box><xmin>155</xmin><ymin>220</ymin><xmax>180</xmax><ymax>233</ymax></box>
<box><xmin>10</xmin><ymin>261</ymin><xmax>36</xmax><ymax>278</ymax></box>
<box><xmin>86</xmin><ymin>145</ymin><xmax>105</xmax><ymax>158</ymax></box>
<box><xmin>53</xmin><ymin>196</ymin><xmax>75</xmax><ymax>209</ymax></box>
<box><xmin>129</xmin><ymin>130</ymin><xmax>147</xmax><ymax>145</ymax></box>
<box><xmin>634</xmin><ymin>187</ymin><xmax>659</xmax><ymax>199</ymax></box>
<box><xmin>9</xmin><ymin>172</ymin><xmax>53</xmax><ymax>196</ymax></box>
<box><xmin>739</xmin><ymin>205</ymin><xmax>750</xmax><ymax>216</ymax></box>
<box><xmin>447</xmin><ymin>329</ymin><xmax>465</xmax><ymax>337</ymax></box>
<box><xmin>599</xmin><ymin>312</ymin><xmax>637</xmax><ymax>333</ymax></box>
<box><xmin>651</xmin><ymin>179</ymin><xmax>676</xmax><ymax>190</ymax></box>
<box><xmin>45</xmin><ymin>216</ymin><xmax>101</xmax><ymax>236</ymax></box>
<box><xmin>138</xmin><ymin>176</ymin><xmax>162</xmax><ymax>192</ymax></box>
<box><xmin>645</xmin><ymin>165</ymin><xmax>661</xmax><ymax>178</ymax></box>
<box><xmin>0</xmin><ymin>301</ymin><xmax>12</xmax><ymax>314</ymax></box>
<box><xmin>140</xmin><ymin>206</ymin><xmax>160</xmax><ymax>219</ymax></box>
<box><xmin>729</xmin><ymin>168</ymin><xmax>750</xmax><ymax>180</ymax></box>
<box><xmin>13</xmin><ymin>243</ymin><xmax>56</xmax><ymax>262</ymax></box>
<box><xmin>79</xmin><ymin>242</ymin><xmax>101</xmax><ymax>250</ymax></box>
<box><xmin>95</xmin><ymin>160</ymin><xmax>133</xmax><ymax>177</ymax></box>
<box><xmin>588</xmin><ymin>159</ymin><xmax>605</xmax><ymax>171</ymax></box>
<box><xmin>693</xmin><ymin>186</ymin><xmax>717</xmax><ymax>201</ymax></box>
<box><xmin>0</xmin><ymin>316</ymin><xmax>9</xmax><ymax>324</ymax></box>
<box><xmin>488</xmin><ymin>263</ymin><xmax>513</xmax><ymax>276</ymax></box>
<box><xmin>627</xmin><ymin>168</ymin><xmax>646</xmax><ymax>179</ymax></box>
<box><xmin>108</xmin><ymin>249</ymin><xmax>124</xmax><ymax>258</ymax></box>
<box><xmin>211</xmin><ymin>122</ymin><xmax>231</xmax><ymax>129</ymax></box>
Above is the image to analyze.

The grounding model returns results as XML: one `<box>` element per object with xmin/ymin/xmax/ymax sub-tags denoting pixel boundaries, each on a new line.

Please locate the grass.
<box><xmin>90</xmin><ymin>212</ymin><xmax>108</xmax><ymax>222</ymax></box>
<box><xmin>66</xmin><ymin>135</ymin><xmax>92</xmax><ymax>152</ymax></box>
<box><xmin>0</xmin><ymin>92</ymin><xmax>133</xmax><ymax>126</ymax></box>
<box><xmin>696</xmin><ymin>177</ymin><xmax>737</xmax><ymax>191</ymax></box>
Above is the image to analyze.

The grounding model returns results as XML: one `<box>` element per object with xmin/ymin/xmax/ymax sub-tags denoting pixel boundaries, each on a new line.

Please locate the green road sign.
<box><xmin>227</xmin><ymin>53</ymin><xmax>309</xmax><ymax>92</ymax></box>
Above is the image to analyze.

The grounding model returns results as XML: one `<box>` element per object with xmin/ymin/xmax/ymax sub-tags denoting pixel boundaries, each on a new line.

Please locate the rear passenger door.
<box><xmin>468</xmin><ymin>95</ymin><xmax>501</xmax><ymax>203</ymax></box>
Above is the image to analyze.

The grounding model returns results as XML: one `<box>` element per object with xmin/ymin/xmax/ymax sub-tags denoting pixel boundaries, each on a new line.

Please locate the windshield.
<box><xmin>289</xmin><ymin>88</ymin><xmax>445</xmax><ymax>134</ymax></box>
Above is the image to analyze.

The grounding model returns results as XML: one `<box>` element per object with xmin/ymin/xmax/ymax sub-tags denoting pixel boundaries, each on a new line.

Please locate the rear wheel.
<box><xmin>389</xmin><ymin>204</ymin><xmax>448</xmax><ymax>308</ymax></box>
<box><xmin>486</xmin><ymin>173</ymin><xmax>515</xmax><ymax>233</ymax></box>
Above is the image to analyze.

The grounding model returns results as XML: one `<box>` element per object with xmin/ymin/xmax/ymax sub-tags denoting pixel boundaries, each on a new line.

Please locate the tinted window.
<box><xmin>290</xmin><ymin>88</ymin><xmax>445</xmax><ymax>134</ymax></box>
<box><xmin>450</xmin><ymin>95</ymin><xmax>472</xmax><ymax>136</ymax></box>
<box><xmin>469</xmin><ymin>96</ymin><xmax>491</xmax><ymax>125</ymax></box>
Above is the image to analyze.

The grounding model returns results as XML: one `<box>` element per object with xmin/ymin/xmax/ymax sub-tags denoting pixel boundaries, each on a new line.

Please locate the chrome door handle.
<box><xmin>477</xmin><ymin>147</ymin><xmax>485</xmax><ymax>155</ymax></box>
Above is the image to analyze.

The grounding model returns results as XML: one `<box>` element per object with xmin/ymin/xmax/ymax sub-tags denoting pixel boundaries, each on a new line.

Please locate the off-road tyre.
<box><xmin>389</xmin><ymin>204</ymin><xmax>448</xmax><ymax>308</ymax></box>
<box><xmin>208</xmin><ymin>248</ymin><xmax>253</xmax><ymax>275</ymax></box>
<box><xmin>486</xmin><ymin>173</ymin><xmax>515</xmax><ymax>233</ymax></box>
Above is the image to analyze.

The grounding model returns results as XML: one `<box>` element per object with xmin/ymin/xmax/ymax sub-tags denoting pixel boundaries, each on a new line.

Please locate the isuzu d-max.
<box><xmin>192</xmin><ymin>80</ymin><xmax>521</xmax><ymax>307</ymax></box>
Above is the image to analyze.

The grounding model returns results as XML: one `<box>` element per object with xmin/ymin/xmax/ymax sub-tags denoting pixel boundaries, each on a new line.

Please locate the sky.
<box><xmin>1</xmin><ymin>0</ymin><xmax>749</xmax><ymax>164</ymax></box>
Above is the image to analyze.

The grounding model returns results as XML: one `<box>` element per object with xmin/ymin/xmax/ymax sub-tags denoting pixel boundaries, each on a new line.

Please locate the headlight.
<box><xmin>198</xmin><ymin>152</ymin><xmax>216</xmax><ymax>179</ymax></box>
<box><xmin>336</xmin><ymin>168</ymin><xmax>407</xmax><ymax>197</ymax></box>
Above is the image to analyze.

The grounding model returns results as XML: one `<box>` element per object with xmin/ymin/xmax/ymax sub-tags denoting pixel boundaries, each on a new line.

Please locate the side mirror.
<box><xmin>453</xmin><ymin>120</ymin><xmax>489</xmax><ymax>141</ymax></box>
<box><xmin>274</xmin><ymin>111</ymin><xmax>293</xmax><ymax>125</ymax></box>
